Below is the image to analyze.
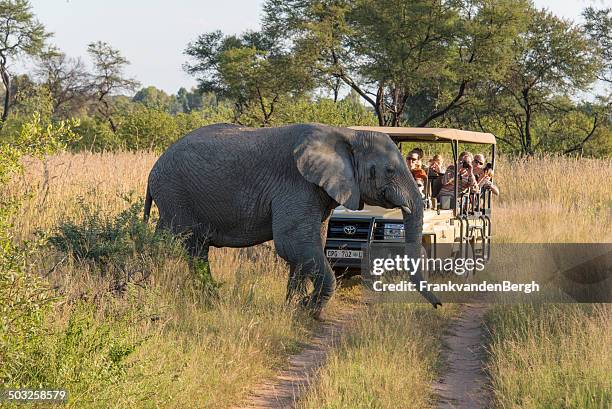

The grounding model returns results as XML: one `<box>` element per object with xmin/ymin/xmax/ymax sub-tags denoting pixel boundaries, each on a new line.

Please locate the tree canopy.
<box><xmin>0</xmin><ymin>0</ymin><xmax>50</xmax><ymax>126</ymax></box>
<box><xmin>262</xmin><ymin>0</ymin><xmax>529</xmax><ymax>126</ymax></box>
<box><xmin>184</xmin><ymin>30</ymin><xmax>314</xmax><ymax>125</ymax></box>
<box><xmin>0</xmin><ymin>1</ymin><xmax>609</xmax><ymax>156</ymax></box>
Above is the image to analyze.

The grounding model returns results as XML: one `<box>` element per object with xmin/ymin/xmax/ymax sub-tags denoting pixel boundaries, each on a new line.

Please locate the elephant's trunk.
<box><xmin>401</xmin><ymin>203</ymin><xmax>442</xmax><ymax>308</ymax></box>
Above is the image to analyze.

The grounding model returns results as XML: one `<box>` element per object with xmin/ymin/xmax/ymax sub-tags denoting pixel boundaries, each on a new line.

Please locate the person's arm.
<box><xmin>478</xmin><ymin>175</ymin><xmax>490</xmax><ymax>188</ymax></box>
<box><xmin>489</xmin><ymin>183</ymin><xmax>500</xmax><ymax>196</ymax></box>
<box><xmin>460</xmin><ymin>167</ymin><xmax>478</xmax><ymax>191</ymax></box>
<box><xmin>479</xmin><ymin>177</ymin><xmax>500</xmax><ymax>196</ymax></box>
<box><xmin>441</xmin><ymin>166</ymin><xmax>454</xmax><ymax>185</ymax></box>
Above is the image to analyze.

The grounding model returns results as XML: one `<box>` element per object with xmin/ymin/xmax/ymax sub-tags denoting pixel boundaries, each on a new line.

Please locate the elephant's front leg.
<box><xmin>273</xmin><ymin>209</ymin><xmax>336</xmax><ymax>319</ymax></box>
<box><xmin>286</xmin><ymin>263</ymin><xmax>308</xmax><ymax>304</ymax></box>
<box><xmin>300</xmin><ymin>255</ymin><xmax>336</xmax><ymax>318</ymax></box>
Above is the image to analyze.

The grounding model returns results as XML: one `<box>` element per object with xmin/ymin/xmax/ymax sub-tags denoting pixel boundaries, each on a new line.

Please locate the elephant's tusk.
<box><xmin>401</xmin><ymin>205</ymin><xmax>412</xmax><ymax>215</ymax></box>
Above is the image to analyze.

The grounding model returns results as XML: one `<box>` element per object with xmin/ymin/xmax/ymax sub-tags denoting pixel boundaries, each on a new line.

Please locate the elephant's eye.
<box><xmin>369</xmin><ymin>165</ymin><xmax>376</xmax><ymax>179</ymax></box>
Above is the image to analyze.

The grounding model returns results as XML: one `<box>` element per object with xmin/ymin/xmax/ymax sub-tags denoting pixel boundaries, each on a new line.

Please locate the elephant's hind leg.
<box><xmin>183</xmin><ymin>223</ymin><xmax>216</xmax><ymax>290</ymax></box>
<box><xmin>162</xmin><ymin>212</ymin><xmax>216</xmax><ymax>293</ymax></box>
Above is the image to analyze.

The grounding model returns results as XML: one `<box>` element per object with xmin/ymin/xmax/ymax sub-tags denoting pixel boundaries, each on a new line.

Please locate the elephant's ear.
<box><xmin>293</xmin><ymin>127</ymin><xmax>361</xmax><ymax>210</ymax></box>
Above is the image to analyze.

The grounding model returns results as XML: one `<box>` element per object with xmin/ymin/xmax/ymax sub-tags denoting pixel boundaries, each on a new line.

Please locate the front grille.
<box><xmin>373</xmin><ymin>224</ymin><xmax>385</xmax><ymax>240</ymax></box>
<box><xmin>327</xmin><ymin>219</ymin><xmax>371</xmax><ymax>240</ymax></box>
<box><xmin>373</xmin><ymin>221</ymin><xmax>405</xmax><ymax>240</ymax></box>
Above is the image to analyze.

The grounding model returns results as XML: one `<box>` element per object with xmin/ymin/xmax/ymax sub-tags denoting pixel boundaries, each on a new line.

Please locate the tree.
<box><xmin>87</xmin><ymin>41</ymin><xmax>139</xmax><ymax>132</ymax></box>
<box><xmin>263</xmin><ymin>0</ymin><xmax>528</xmax><ymax>126</ymax></box>
<box><xmin>133</xmin><ymin>86</ymin><xmax>181</xmax><ymax>113</ymax></box>
<box><xmin>583</xmin><ymin>6</ymin><xmax>612</xmax><ymax>85</ymax></box>
<box><xmin>500</xmin><ymin>9</ymin><xmax>601</xmax><ymax>154</ymax></box>
<box><xmin>0</xmin><ymin>0</ymin><xmax>50</xmax><ymax>128</ymax></box>
<box><xmin>184</xmin><ymin>30</ymin><xmax>313</xmax><ymax>125</ymax></box>
<box><xmin>35</xmin><ymin>48</ymin><xmax>92</xmax><ymax>117</ymax></box>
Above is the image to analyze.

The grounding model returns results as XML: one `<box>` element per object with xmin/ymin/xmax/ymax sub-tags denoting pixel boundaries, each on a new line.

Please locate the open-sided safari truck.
<box><xmin>325</xmin><ymin>126</ymin><xmax>496</xmax><ymax>276</ymax></box>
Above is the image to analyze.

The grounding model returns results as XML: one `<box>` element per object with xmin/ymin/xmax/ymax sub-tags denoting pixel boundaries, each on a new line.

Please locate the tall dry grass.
<box><xmin>486</xmin><ymin>155</ymin><xmax>612</xmax><ymax>408</ymax></box>
<box><xmin>4</xmin><ymin>151</ymin><xmax>336</xmax><ymax>408</ymax></box>
<box><xmin>4</xmin><ymin>152</ymin><xmax>611</xmax><ymax>408</ymax></box>
<box><xmin>493</xmin><ymin>155</ymin><xmax>612</xmax><ymax>242</ymax></box>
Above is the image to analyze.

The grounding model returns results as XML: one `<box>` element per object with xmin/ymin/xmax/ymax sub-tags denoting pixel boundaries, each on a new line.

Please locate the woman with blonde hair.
<box><xmin>428</xmin><ymin>154</ymin><xmax>445</xmax><ymax>176</ymax></box>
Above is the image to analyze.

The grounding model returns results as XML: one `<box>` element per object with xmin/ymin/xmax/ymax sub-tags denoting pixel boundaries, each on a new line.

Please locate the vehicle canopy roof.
<box><xmin>349</xmin><ymin>126</ymin><xmax>496</xmax><ymax>145</ymax></box>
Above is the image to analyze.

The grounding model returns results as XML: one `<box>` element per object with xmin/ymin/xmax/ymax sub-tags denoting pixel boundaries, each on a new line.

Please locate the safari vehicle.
<box><xmin>325</xmin><ymin>127</ymin><xmax>496</xmax><ymax>276</ymax></box>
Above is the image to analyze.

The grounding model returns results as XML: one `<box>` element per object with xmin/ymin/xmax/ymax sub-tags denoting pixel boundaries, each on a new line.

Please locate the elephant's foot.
<box><xmin>299</xmin><ymin>295</ymin><xmax>327</xmax><ymax>321</ymax></box>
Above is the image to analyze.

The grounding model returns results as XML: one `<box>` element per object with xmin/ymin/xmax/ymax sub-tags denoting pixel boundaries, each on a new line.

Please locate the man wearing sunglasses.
<box><xmin>406</xmin><ymin>151</ymin><xmax>427</xmax><ymax>197</ymax></box>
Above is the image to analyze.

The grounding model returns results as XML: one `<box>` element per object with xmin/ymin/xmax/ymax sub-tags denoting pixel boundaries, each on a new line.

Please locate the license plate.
<box><xmin>326</xmin><ymin>249</ymin><xmax>363</xmax><ymax>259</ymax></box>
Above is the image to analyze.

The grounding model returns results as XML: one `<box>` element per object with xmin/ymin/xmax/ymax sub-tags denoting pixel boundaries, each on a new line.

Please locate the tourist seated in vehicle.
<box><xmin>473</xmin><ymin>154</ymin><xmax>486</xmax><ymax>179</ymax></box>
<box><xmin>473</xmin><ymin>153</ymin><xmax>499</xmax><ymax>195</ymax></box>
<box><xmin>413</xmin><ymin>168</ymin><xmax>427</xmax><ymax>198</ymax></box>
<box><xmin>426</xmin><ymin>154</ymin><xmax>445</xmax><ymax>198</ymax></box>
<box><xmin>428</xmin><ymin>154</ymin><xmax>445</xmax><ymax>177</ymax></box>
<box><xmin>408</xmin><ymin>147</ymin><xmax>426</xmax><ymax>171</ymax></box>
<box><xmin>406</xmin><ymin>150</ymin><xmax>421</xmax><ymax>173</ymax></box>
<box><xmin>406</xmin><ymin>151</ymin><xmax>427</xmax><ymax>197</ymax></box>
<box><xmin>436</xmin><ymin>151</ymin><xmax>478</xmax><ymax>209</ymax></box>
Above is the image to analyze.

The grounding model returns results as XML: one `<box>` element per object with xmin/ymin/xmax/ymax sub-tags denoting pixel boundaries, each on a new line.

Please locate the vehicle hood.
<box><xmin>332</xmin><ymin>204</ymin><xmax>403</xmax><ymax>219</ymax></box>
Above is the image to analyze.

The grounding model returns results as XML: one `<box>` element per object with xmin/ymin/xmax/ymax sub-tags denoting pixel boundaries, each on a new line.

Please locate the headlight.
<box><xmin>383</xmin><ymin>223</ymin><xmax>404</xmax><ymax>240</ymax></box>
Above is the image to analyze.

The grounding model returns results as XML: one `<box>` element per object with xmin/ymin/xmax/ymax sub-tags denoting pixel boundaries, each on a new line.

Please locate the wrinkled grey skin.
<box><xmin>144</xmin><ymin>123</ymin><xmax>441</xmax><ymax>317</ymax></box>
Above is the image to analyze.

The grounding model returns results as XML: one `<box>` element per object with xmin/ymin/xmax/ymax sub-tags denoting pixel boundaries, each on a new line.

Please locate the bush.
<box><xmin>70</xmin><ymin>105</ymin><xmax>235</xmax><ymax>152</ymax></box>
<box><xmin>115</xmin><ymin>106</ymin><xmax>181</xmax><ymax>151</ymax></box>
<box><xmin>5</xmin><ymin>300</ymin><xmax>144</xmax><ymax>394</ymax></box>
<box><xmin>71</xmin><ymin>117</ymin><xmax>119</xmax><ymax>152</ymax></box>
<box><xmin>47</xmin><ymin>197</ymin><xmax>180</xmax><ymax>271</ymax></box>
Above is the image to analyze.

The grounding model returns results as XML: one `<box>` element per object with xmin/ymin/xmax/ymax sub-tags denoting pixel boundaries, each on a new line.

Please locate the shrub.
<box><xmin>71</xmin><ymin>116</ymin><xmax>119</xmax><ymax>152</ymax></box>
<box><xmin>47</xmin><ymin>197</ymin><xmax>181</xmax><ymax>274</ymax></box>
<box><xmin>115</xmin><ymin>106</ymin><xmax>181</xmax><ymax>151</ymax></box>
<box><xmin>71</xmin><ymin>105</ymin><xmax>235</xmax><ymax>152</ymax></box>
<box><xmin>5</xmin><ymin>301</ymin><xmax>144</xmax><ymax>393</ymax></box>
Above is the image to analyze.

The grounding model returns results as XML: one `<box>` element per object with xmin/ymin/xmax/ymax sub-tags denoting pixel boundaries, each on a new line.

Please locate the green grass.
<box><xmin>485</xmin><ymin>304</ymin><xmax>611</xmax><ymax>409</ymax></box>
<box><xmin>297</xmin><ymin>301</ymin><xmax>458</xmax><ymax>409</ymax></box>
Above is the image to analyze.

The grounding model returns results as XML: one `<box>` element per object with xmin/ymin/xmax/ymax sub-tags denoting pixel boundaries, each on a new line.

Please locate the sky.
<box><xmin>16</xmin><ymin>0</ymin><xmax>612</xmax><ymax>95</ymax></box>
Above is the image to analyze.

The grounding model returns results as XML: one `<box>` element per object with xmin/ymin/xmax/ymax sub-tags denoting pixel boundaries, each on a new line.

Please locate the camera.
<box><xmin>462</xmin><ymin>161</ymin><xmax>470</xmax><ymax>169</ymax></box>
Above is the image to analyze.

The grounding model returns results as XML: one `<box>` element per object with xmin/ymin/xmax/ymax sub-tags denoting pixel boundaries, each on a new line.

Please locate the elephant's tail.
<box><xmin>143</xmin><ymin>183</ymin><xmax>152</xmax><ymax>223</ymax></box>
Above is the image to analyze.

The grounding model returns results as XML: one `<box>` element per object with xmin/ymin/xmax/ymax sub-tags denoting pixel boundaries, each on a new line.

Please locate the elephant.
<box><xmin>143</xmin><ymin>123</ymin><xmax>441</xmax><ymax>318</ymax></box>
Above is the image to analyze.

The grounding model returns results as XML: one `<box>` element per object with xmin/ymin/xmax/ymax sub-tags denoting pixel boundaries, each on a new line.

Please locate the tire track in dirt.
<box><xmin>233</xmin><ymin>305</ymin><xmax>361</xmax><ymax>409</ymax></box>
<box><xmin>433</xmin><ymin>303</ymin><xmax>491</xmax><ymax>409</ymax></box>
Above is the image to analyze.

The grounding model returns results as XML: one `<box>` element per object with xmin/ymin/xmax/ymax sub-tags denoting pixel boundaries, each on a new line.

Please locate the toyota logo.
<box><xmin>343</xmin><ymin>225</ymin><xmax>357</xmax><ymax>235</ymax></box>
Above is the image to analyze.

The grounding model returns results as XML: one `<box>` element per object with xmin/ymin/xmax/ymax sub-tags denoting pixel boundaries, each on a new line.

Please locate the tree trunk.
<box><xmin>0</xmin><ymin>63</ymin><xmax>10</xmax><ymax>127</ymax></box>
<box><xmin>417</xmin><ymin>80</ymin><xmax>468</xmax><ymax>127</ymax></box>
<box><xmin>332</xmin><ymin>77</ymin><xmax>340</xmax><ymax>102</ymax></box>
<box><xmin>107</xmin><ymin>116</ymin><xmax>117</xmax><ymax>133</ymax></box>
<box><xmin>564</xmin><ymin>113</ymin><xmax>599</xmax><ymax>154</ymax></box>
<box><xmin>522</xmin><ymin>89</ymin><xmax>533</xmax><ymax>156</ymax></box>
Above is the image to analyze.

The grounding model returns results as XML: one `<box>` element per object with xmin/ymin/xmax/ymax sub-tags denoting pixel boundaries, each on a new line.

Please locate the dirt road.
<box><xmin>433</xmin><ymin>303</ymin><xmax>491</xmax><ymax>409</ymax></box>
<box><xmin>234</xmin><ymin>306</ymin><xmax>360</xmax><ymax>409</ymax></box>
